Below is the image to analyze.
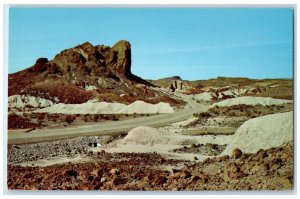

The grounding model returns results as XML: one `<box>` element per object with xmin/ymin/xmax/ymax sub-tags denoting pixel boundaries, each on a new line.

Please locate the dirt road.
<box><xmin>8</xmin><ymin>99</ymin><xmax>208</xmax><ymax>145</ymax></box>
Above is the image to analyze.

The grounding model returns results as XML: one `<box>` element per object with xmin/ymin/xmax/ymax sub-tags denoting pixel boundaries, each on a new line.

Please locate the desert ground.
<box><xmin>7</xmin><ymin>41</ymin><xmax>294</xmax><ymax>191</ymax></box>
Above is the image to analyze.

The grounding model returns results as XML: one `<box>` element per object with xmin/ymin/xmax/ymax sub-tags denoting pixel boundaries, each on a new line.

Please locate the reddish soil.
<box><xmin>8</xmin><ymin>114</ymin><xmax>40</xmax><ymax>129</ymax></box>
<box><xmin>8</xmin><ymin>142</ymin><xmax>293</xmax><ymax>191</ymax></box>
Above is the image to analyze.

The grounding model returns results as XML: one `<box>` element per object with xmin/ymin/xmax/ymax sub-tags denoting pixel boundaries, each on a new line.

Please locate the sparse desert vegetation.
<box><xmin>207</xmin><ymin>103</ymin><xmax>292</xmax><ymax>118</ymax></box>
<box><xmin>8</xmin><ymin>112</ymin><xmax>154</xmax><ymax>129</ymax></box>
<box><xmin>7</xmin><ymin>77</ymin><xmax>294</xmax><ymax>191</ymax></box>
<box><xmin>8</xmin><ymin>114</ymin><xmax>40</xmax><ymax>129</ymax></box>
<box><xmin>7</xmin><ymin>141</ymin><xmax>293</xmax><ymax>190</ymax></box>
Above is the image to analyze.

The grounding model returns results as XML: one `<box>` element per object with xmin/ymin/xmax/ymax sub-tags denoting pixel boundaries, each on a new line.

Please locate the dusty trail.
<box><xmin>8</xmin><ymin>98</ymin><xmax>208</xmax><ymax>145</ymax></box>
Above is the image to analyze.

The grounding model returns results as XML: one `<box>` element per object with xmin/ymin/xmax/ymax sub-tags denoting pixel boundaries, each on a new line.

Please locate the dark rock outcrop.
<box><xmin>168</xmin><ymin>80</ymin><xmax>191</xmax><ymax>92</ymax></box>
<box><xmin>49</xmin><ymin>40</ymin><xmax>132</xmax><ymax>82</ymax></box>
<box><xmin>31</xmin><ymin>58</ymin><xmax>49</xmax><ymax>72</ymax></box>
<box><xmin>8</xmin><ymin>40</ymin><xmax>184</xmax><ymax>105</ymax></box>
<box><xmin>110</xmin><ymin>40</ymin><xmax>131</xmax><ymax>77</ymax></box>
<box><xmin>9</xmin><ymin>40</ymin><xmax>135</xmax><ymax>99</ymax></box>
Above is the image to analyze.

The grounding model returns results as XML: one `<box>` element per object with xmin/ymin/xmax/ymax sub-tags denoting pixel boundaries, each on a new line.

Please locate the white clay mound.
<box><xmin>119</xmin><ymin>126</ymin><xmax>197</xmax><ymax>146</ymax></box>
<box><xmin>118</xmin><ymin>101</ymin><xmax>174</xmax><ymax>114</ymax></box>
<box><xmin>103</xmin><ymin>125</ymin><xmax>233</xmax><ymax>161</ymax></box>
<box><xmin>8</xmin><ymin>95</ymin><xmax>55</xmax><ymax>108</ymax></box>
<box><xmin>193</xmin><ymin>92</ymin><xmax>213</xmax><ymax>101</ymax></box>
<box><xmin>118</xmin><ymin>126</ymin><xmax>229</xmax><ymax>146</ymax></box>
<box><xmin>34</xmin><ymin>100</ymin><xmax>174</xmax><ymax>114</ymax></box>
<box><xmin>119</xmin><ymin>126</ymin><xmax>171</xmax><ymax>145</ymax></box>
<box><xmin>221</xmin><ymin>111</ymin><xmax>293</xmax><ymax>155</ymax></box>
<box><xmin>210</xmin><ymin>96</ymin><xmax>292</xmax><ymax>108</ymax></box>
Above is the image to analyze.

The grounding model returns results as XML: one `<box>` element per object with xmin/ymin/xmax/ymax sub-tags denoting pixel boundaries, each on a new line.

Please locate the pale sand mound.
<box><xmin>193</xmin><ymin>92</ymin><xmax>213</xmax><ymax>101</ymax></box>
<box><xmin>210</xmin><ymin>96</ymin><xmax>292</xmax><ymax>108</ymax></box>
<box><xmin>120</xmin><ymin>126</ymin><xmax>220</xmax><ymax>146</ymax></box>
<box><xmin>120</xmin><ymin>126</ymin><xmax>171</xmax><ymax>145</ymax></box>
<box><xmin>119</xmin><ymin>101</ymin><xmax>174</xmax><ymax>114</ymax></box>
<box><xmin>34</xmin><ymin>100</ymin><xmax>174</xmax><ymax>114</ymax></box>
<box><xmin>8</xmin><ymin>95</ymin><xmax>55</xmax><ymax>108</ymax></box>
<box><xmin>221</xmin><ymin>111</ymin><xmax>293</xmax><ymax>155</ymax></box>
<box><xmin>103</xmin><ymin>126</ymin><xmax>232</xmax><ymax>161</ymax></box>
<box><xmin>34</xmin><ymin>101</ymin><xmax>126</xmax><ymax>114</ymax></box>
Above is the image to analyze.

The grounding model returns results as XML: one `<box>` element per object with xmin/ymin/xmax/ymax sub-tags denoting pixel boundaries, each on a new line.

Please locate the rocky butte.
<box><xmin>8</xmin><ymin>40</ymin><xmax>182</xmax><ymax>105</ymax></box>
<box><xmin>19</xmin><ymin>40</ymin><xmax>132</xmax><ymax>86</ymax></box>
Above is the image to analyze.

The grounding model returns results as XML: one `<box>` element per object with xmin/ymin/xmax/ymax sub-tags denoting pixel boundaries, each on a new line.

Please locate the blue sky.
<box><xmin>9</xmin><ymin>8</ymin><xmax>293</xmax><ymax>80</ymax></box>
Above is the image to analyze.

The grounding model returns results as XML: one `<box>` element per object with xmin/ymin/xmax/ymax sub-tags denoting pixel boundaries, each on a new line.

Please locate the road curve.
<box><xmin>8</xmin><ymin>101</ymin><xmax>208</xmax><ymax>145</ymax></box>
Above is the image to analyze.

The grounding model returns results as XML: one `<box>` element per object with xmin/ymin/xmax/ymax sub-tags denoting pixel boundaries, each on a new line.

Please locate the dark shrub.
<box><xmin>203</xmin><ymin>112</ymin><xmax>212</xmax><ymax>117</ymax></box>
<box><xmin>65</xmin><ymin>115</ymin><xmax>76</xmax><ymax>124</ymax></box>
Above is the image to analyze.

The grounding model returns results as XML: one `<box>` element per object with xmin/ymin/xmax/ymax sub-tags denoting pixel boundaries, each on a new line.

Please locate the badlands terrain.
<box><xmin>7</xmin><ymin>40</ymin><xmax>294</xmax><ymax>191</ymax></box>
